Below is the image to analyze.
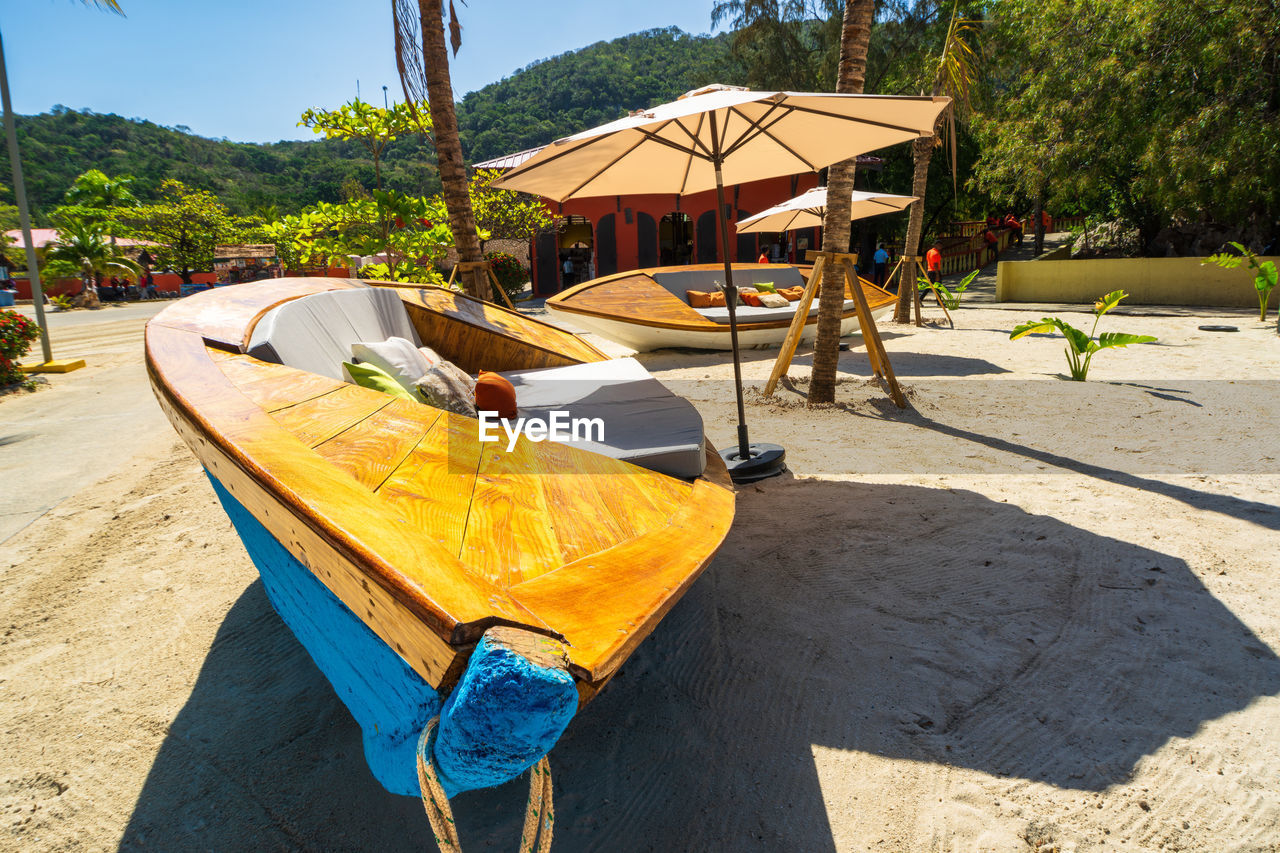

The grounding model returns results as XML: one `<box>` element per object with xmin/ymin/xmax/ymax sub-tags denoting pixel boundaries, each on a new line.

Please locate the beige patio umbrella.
<box><xmin>494</xmin><ymin>84</ymin><xmax>950</xmax><ymax>481</ymax></box>
<box><xmin>736</xmin><ymin>186</ymin><xmax>917</xmax><ymax>234</ymax></box>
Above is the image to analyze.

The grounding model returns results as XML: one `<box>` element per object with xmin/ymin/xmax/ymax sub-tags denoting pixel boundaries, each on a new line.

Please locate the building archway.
<box><xmin>558</xmin><ymin>215</ymin><xmax>594</xmax><ymax>288</ymax></box>
<box><xmin>659</xmin><ymin>212</ymin><xmax>693</xmax><ymax>266</ymax></box>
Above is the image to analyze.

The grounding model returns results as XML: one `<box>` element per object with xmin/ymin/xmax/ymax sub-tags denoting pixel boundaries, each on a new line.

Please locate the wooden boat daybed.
<box><xmin>145</xmin><ymin>278</ymin><xmax>735</xmax><ymax>798</ymax></box>
<box><xmin>546</xmin><ymin>262</ymin><xmax>897</xmax><ymax>351</ymax></box>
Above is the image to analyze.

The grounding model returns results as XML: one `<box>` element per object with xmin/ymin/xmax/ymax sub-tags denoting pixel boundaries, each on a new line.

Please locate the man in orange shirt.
<box><xmin>926</xmin><ymin>242</ymin><xmax>943</xmax><ymax>288</ymax></box>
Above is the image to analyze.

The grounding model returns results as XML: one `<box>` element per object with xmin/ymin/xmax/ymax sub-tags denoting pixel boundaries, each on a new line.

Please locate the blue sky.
<box><xmin>4</xmin><ymin>0</ymin><xmax>726</xmax><ymax>144</ymax></box>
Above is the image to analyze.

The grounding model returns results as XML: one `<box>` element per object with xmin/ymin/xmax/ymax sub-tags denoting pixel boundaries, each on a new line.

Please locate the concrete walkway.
<box><xmin>947</xmin><ymin>232</ymin><xmax>1073</xmax><ymax>303</ymax></box>
<box><xmin>0</xmin><ymin>302</ymin><xmax>169</xmax><ymax>543</ymax></box>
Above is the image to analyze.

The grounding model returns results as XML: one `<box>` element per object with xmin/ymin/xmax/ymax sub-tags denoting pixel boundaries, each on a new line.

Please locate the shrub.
<box><xmin>0</xmin><ymin>309</ymin><xmax>41</xmax><ymax>386</ymax></box>
<box><xmin>486</xmin><ymin>251</ymin><xmax>527</xmax><ymax>300</ymax></box>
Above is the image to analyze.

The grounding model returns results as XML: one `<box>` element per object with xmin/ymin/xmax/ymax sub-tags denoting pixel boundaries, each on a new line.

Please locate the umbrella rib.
<box><xmin>719</xmin><ymin>103</ymin><xmax>786</xmax><ymax>158</ymax></box>
<box><xmin>782</xmin><ymin>102</ymin><xmax>934</xmax><ymax>136</ymax></box>
<box><xmin>676</xmin><ymin>114</ymin><xmax>707</xmax><ymax>194</ymax></box>
<box><xmin>668</xmin><ymin>114</ymin><xmax>713</xmax><ymax>161</ymax></box>
<box><xmin>723</xmin><ymin>105</ymin><xmax>818</xmax><ymax>171</ymax></box>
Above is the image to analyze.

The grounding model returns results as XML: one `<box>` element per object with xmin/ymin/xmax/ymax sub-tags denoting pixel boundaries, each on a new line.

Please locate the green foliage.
<box><xmin>1205</xmin><ymin>242</ymin><xmax>1278</xmax><ymax>322</ymax></box>
<box><xmin>710</xmin><ymin>2</ymin><xmax>843</xmax><ymax>91</ymax></box>
<box><xmin>469</xmin><ymin>169</ymin><xmax>555</xmax><ymax>247</ymax></box>
<box><xmin>455</xmin><ymin>28</ymin><xmax>746</xmax><ymax>163</ymax></box>
<box><xmin>49</xmin><ymin>294</ymin><xmax>75</xmax><ymax>311</ymax></box>
<box><xmin>974</xmin><ymin>0</ymin><xmax>1280</xmax><ymax>250</ymax></box>
<box><xmin>45</xmin><ymin>220</ymin><xmax>141</xmax><ymax>285</ymax></box>
<box><xmin>299</xmin><ymin>99</ymin><xmax>424</xmax><ymax>190</ymax></box>
<box><xmin>118</xmin><ymin>179</ymin><xmax>249</xmax><ymax>283</ymax></box>
<box><xmin>1010</xmin><ymin>290</ymin><xmax>1157</xmax><ymax>380</ymax></box>
<box><xmin>1</xmin><ymin>106</ymin><xmax>441</xmax><ymax>222</ymax></box>
<box><xmin>0</xmin><ymin>309</ymin><xmax>41</xmax><ymax>386</ymax></box>
<box><xmin>486</xmin><ymin>251</ymin><xmax>527</xmax><ymax>299</ymax></box>
<box><xmin>919</xmin><ymin>268</ymin><xmax>979</xmax><ymax>310</ymax></box>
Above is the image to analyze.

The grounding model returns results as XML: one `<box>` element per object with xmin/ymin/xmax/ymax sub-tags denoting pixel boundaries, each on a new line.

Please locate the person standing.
<box><xmin>926</xmin><ymin>241</ymin><xmax>943</xmax><ymax>288</ymax></box>
<box><xmin>561</xmin><ymin>256</ymin><xmax>574</xmax><ymax>288</ymax></box>
<box><xmin>756</xmin><ymin>248</ymin><xmax>769</xmax><ymax>264</ymax></box>
<box><xmin>873</xmin><ymin>243</ymin><xmax>889</xmax><ymax>288</ymax></box>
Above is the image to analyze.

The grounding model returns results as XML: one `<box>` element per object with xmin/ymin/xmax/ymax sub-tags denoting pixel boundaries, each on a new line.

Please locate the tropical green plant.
<box><xmin>298</xmin><ymin>99</ymin><xmax>422</xmax><ymax>191</ymax></box>
<box><xmin>44</xmin><ymin>220</ymin><xmax>141</xmax><ymax>292</ymax></box>
<box><xmin>119</xmin><ymin>179</ymin><xmax>248</xmax><ymax>283</ymax></box>
<box><xmin>49</xmin><ymin>294</ymin><xmax>75</xmax><ymax>311</ymax></box>
<box><xmin>1010</xmin><ymin>290</ymin><xmax>1156</xmax><ymax>381</ymax></box>
<box><xmin>896</xmin><ymin>3</ymin><xmax>982</xmax><ymax>323</ymax></box>
<box><xmin>0</xmin><ymin>309</ymin><xmax>41</xmax><ymax>386</ymax></box>
<box><xmin>919</xmin><ymin>268</ymin><xmax>979</xmax><ymax>310</ymax></box>
<box><xmin>1205</xmin><ymin>242</ymin><xmax>1278</xmax><ymax>322</ymax></box>
<box><xmin>393</xmin><ymin>0</ymin><xmax>488</xmax><ymax>299</ymax></box>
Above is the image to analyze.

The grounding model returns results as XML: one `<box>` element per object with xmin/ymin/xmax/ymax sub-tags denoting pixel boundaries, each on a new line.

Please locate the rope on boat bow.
<box><xmin>417</xmin><ymin>716</ymin><xmax>555</xmax><ymax>853</ymax></box>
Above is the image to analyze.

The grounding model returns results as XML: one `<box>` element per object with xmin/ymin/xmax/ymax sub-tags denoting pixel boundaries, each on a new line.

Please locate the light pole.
<box><xmin>382</xmin><ymin>85</ymin><xmax>388</xmax><ymax>109</ymax></box>
<box><xmin>0</xmin><ymin>27</ymin><xmax>51</xmax><ymax>363</ymax></box>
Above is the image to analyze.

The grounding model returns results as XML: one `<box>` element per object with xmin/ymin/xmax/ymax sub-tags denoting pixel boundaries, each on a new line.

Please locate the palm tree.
<box><xmin>807</xmin><ymin>0</ymin><xmax>877</xmax><ymax>406</ymax></box>
<box><xmin>894</xmin><ymin>5</ymin><xmax>980</xmax><ymax>323</ymax></box>
<box><xmin>392</xmin><ymin>0</ymin><xmax>487</xmax><ymax>300</ymax></box>
<box><xmin>45</xmin><ymin>220</ymin><xmax>141</xmax><ymax>296</ymax></box>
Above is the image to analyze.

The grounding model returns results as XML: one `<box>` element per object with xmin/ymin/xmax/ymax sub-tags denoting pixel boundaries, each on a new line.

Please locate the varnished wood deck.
<box><xmin>547</xmin><ymin>263</ymin><xmax>896</xmax><ymax>333</ymax></box>
<box><xmin>147</xmin><ymin>280</ymin><xmax>734</xmax><ymax>697</ymax></box>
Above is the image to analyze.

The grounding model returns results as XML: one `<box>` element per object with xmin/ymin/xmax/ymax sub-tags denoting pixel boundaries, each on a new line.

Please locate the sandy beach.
<box><xmin>1</xmin><ymin>296</ymin><xmax>1277</xmax><ymax>852</ymax></box>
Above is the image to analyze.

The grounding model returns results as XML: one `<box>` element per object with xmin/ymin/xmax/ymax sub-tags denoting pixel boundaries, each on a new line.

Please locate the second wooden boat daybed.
<box><xmin>546</xmin><ymin>262</ymin><xmax>897</xmax><ymax>351</ymax></box>
<box><xmin>145</xmin><ymin>277</ymin><xmax>735</xmax><ymax>803</ymax></box>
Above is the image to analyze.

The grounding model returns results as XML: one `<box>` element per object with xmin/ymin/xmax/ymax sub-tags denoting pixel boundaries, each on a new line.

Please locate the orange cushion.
<box><xmin>686</xmin><ymin>289</ymin><xmax>712</xmax><ymax>308</ymax></box>
<box><xmin>779</xmin><ymin>287</ymin><xmax>804</xmax><ymax>302</ymax></box>
<box><xmin>475</xmin><ymin>370</ymin><xmax>517</xmax><ymax>419</ymax></box>
<box><xmin>706</xmin><ymin>291</ymin><xmax>727</xmax><ymax>307</ymax></box>
<box><xmin>741</xmin><ymin>291</ymin><xmax>764</xmax><ymax>307</ymax></box>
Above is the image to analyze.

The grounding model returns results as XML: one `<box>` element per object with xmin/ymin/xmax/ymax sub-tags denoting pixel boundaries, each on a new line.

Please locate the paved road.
<box><xmin>0</xmin><ymin>301</ymin><xmax>170</xmax><ymax>542</ymax></box>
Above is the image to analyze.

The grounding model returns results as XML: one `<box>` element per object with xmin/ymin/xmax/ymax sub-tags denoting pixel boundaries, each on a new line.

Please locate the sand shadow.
<box><xmin>121</xmin><ymin>481</ymin><xmax>1279</xmax><ymax>851</ymax></box>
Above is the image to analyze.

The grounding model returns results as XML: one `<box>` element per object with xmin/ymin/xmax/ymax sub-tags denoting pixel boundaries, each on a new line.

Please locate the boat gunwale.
<box><xmin>145</xmin><ymin>277</ymin><xmax>736</xmax><ymax>690</ymax></box>
<box><xmin>546</xmin><ymin>263</ymin><xmax>893</xmax><ymax>333</ymax></box>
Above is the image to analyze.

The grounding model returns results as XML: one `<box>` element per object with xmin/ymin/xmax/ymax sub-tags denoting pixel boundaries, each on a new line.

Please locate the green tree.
<box><xmin>974</xmin><ymin>0</ymin><xmax>1280</xmax><ymax>253</ymax></box>
<box><xmin>121</xmin><ymin>179</ymin><xmax>245</xmax><ymax>283</ymax></box>
<box><xmin>710</xmin><ymin>1</ymin><xmax>844</xmax><ymax>90</ymax></box>
<box><xmin>394</xmin><ymin>0</ymin><xmax>487</xmax><ymax>299</ymax></box>
<box><xmin>468</xmin><ymin>168</ymin><xmax>556</xmax><ymax>251</ymax></box>
<box><xmin>44</xmin><ymin>219</ymin><xmax>141</xmax><ymax>293</ymax></box>
<box><xmin>895</xmin><ymin>4</ymin><xmax>979</xmax><ymax>323</ymax></box>
<box><xmin>298</xmin><ymin>99</ymin><xmax>422</xmax><ymax>191</ymax></box>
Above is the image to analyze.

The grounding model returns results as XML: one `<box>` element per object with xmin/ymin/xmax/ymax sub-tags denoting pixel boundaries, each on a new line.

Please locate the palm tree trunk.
<box><xmin>417</xmin><ymin>0</ymin><xmax>485</xmax><ymax>299</ymax></box>
<box><xmin>895</xmin><ymin>135</ymin><xmax>935</xmax><ymax>322</ymax></box>
<box><xmin>809</xmin><ymin>0</ymin><xmax>876</xmax><ymax>406</ymax></box>
<box><xmin>1033</xmin><ymin>189</ymin><xmax>1044</xmax><ymax>255</ymax></box>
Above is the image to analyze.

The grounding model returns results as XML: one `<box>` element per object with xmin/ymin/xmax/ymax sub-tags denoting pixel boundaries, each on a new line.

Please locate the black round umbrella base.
<box><xmin>1198</xmin><ymin>325</ymin><xmax>1239</xmax><ymax>332</ymax></box>
<box><xmin>720</xmin><ymin>443</ymin><xmax>787</xmax><ymax>484</ymax></box>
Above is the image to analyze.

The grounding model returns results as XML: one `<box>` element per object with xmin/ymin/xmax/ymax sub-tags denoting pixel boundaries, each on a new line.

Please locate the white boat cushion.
<box><xmin>247</xmin><ymin>286</ymin><xmax>422</xmax><ymax>380</ymax></box>
<box><xmin>694</xmin><ymin>299</ymin><xmax>858</xmax><ymax>324</ymax></box>
<box><xmin>499</xmin><ymin>357</ymin><xmax>706</xmax><ymax>479</ymax></box>
<box><xmin>351</xmin><ymin>336</ymin><xmax>432</xmax><ymax>394</ymax></box>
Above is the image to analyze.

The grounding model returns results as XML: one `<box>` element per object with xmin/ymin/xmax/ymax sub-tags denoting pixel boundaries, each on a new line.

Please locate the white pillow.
<box><xmin>414</xmin><ymin>363</ymin><xmax>476</xmax><ymax>417</ymax></box>
<box><xmin>758</xmin><ymin>292</ymin><xmax>790</xmax><ymax>309</ymax></box>
<box><xmin>351</xmin><ymin>337</ymin><xmax>431</xmax><ymax>394</ymax></box>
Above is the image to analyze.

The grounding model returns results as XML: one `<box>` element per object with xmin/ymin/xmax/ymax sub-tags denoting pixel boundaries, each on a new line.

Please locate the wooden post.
<box><xmin>763</xmin><ymin>253</ymin><xmax>826</xmax><ymax>396</ymax></box>
<box><xmin>451</xmin><ymin>260</ymin><xmax>516</xmax><ymax>310</ymax></box>
<box><xmin>840</xmin><ymin>255</ymin><xmax>907</xmax><ymax>409</ymax></box>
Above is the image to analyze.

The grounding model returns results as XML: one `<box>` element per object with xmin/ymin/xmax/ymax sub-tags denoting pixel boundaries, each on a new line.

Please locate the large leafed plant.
<box><xmin>1010</xmin><ymin>290</ymin><xmax>1156</xmax><ymax>381</ymax></box>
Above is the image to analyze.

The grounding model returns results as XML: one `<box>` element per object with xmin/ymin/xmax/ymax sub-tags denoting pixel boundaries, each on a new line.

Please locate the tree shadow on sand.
<box><xmin>120</xmin><ymin>481</ymin><xmax>1280</xmax><ymax>851</ymax></box>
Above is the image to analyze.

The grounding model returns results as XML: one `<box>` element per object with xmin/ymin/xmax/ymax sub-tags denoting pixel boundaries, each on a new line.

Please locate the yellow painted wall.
<box><xmin>996</xmin><ymin>256</ymin><xmax>1280</xmax><ymax>307</ymax></box>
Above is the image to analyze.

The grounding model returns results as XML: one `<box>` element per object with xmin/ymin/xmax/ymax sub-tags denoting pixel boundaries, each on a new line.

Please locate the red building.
<box><xmin>479</xmin><ymin>149</ymin><xmax>885</xmax><ymax>296</ymax></box>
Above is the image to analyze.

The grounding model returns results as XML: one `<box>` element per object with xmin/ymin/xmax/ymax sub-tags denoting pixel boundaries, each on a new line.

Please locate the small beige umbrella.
<box><xmin>494</xmin><ymin>84</ymin><xmax>949</xmax><ymax>481</ymax></box>
<box><xmin>736</xmin><ymin>186</ymin><xmax>917</xmax><ymax>234</ymax></box>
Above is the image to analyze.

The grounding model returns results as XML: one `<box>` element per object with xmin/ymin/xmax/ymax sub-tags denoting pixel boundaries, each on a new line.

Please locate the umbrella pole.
<box><xmin>712</xmin><ymin>162</ymin><xmax>750</xmax><ymax>459</ymax></box>
<box><xmin>712</xmin><ymin>156</ymin><xmax>785</xmax><ymax>483</ymax></box>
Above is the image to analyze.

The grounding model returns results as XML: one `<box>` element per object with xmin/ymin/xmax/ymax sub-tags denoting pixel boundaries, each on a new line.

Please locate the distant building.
<box><xmin>475</xmin><ymin>149</ymin><xmax>884</xmax><ymax>295</ymax></box>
